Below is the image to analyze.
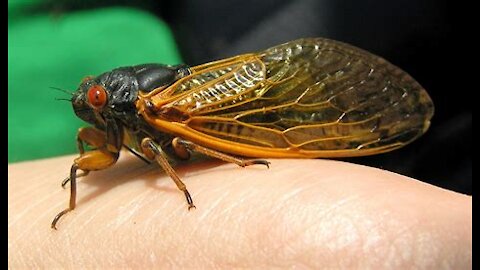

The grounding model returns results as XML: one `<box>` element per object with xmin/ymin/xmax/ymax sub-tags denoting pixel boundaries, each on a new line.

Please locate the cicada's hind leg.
<box><xmin>51</xmin><ymin>127</ymin><xmax>119</xmax><ymax>230</ymax></box>
<box><xmin>141</xmin><ymin>138</ymin><xmax>196</xmax><ymax>210</ymax></box>
<box><xmin>172</xmin><ymin>137</ymin><xmax>270</xmax><ymax>168</ymax></box>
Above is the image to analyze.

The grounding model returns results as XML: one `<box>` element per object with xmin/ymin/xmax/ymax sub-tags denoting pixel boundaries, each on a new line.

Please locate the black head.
<box><xmin>71</xmin><ymin>64</ymin><xmax>190</xmax><ymax>129</ymax></box>
<box><xmin>71</xmin><ymin>67</ymin><xmax>138</xmax><ymax>128</ymax></box>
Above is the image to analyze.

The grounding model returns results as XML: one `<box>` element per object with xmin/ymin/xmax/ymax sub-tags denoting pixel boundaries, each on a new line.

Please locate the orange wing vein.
<box><xmin>137</xmin><ymin>38</ymin><xmax>434</xmax><ymax>158</ymax></box>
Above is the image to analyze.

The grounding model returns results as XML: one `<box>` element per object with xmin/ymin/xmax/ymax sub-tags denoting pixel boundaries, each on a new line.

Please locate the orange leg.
<box><xmin>61</xmin><ymin>127</ymin><xmax>107</xmax><ymax>188</ymax></box>
<box><xmin>141</xmin><ymin>138</ymin><xmax>196</xmax><ymax>210</ymax></box>
<box><xmin>76</xmin><ymin>127</ymin><xmax>106</xmax><ymax>154</ymax></box>
<box><xmin>52</xmin><ymin>164</ymin><xmax>78</xmax><ymax>230</ymax></box>
<box><xmin>51</xmin><ymin>127</ymin><xmax>119</xmax><ymax>230</ymax></box>
<box><xmin>172</xmin><ymin>137</ymin><xmax>270</xmax><ymax>168</ymax></box>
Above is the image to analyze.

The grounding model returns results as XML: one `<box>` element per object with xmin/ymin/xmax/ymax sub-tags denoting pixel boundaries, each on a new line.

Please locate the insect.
<box><xmin>51</xmin><ymin>38</ymin><xmax>434</xmax><ymax>229</ymax></box>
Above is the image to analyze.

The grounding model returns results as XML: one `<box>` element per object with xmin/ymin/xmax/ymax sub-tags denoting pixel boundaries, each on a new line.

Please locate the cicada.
<box><xmin>51</xmin><ymin>38</ymin><xmax>434</xmax><ymax>229</ymax></box>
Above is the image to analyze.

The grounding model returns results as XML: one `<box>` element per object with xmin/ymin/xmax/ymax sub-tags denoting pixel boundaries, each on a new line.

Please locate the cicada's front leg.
<box><xmin>51</xmin><ymin>126</ymin><xmax>120</xmax><ymax>230</ymax></box>
<box><xmin>61</xmin><ymin>127</ymin><xmax>107</xmax><ymax>188</ymax></box>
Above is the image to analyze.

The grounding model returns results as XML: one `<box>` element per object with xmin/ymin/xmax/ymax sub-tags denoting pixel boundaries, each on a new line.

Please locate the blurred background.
<box><xmin>8</xmin><ymin>0</ymin><xmax>471</xmax><ymax>195</ymax></box>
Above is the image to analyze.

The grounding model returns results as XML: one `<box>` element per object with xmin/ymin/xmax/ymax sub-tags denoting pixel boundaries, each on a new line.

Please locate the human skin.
<box><xmin>8</xmin><ymin>153</ymin><xmax>471</xmax><ymax>269</ymax></box>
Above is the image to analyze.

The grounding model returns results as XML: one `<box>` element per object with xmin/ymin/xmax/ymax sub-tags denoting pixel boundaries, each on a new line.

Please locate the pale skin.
<box><xmin>8</xmin><ymin>153</ymin><xmax>471</xmax><ymax>269</ymax></box>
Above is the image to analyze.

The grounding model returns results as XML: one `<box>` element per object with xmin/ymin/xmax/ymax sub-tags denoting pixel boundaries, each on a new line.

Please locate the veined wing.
<box><xmin>139</xmin><ymin>38</ymin><xmax>434</xmax><ymax>157</ymax></box>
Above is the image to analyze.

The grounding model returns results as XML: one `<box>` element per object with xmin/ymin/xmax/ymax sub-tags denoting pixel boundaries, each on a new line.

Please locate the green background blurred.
<box><xmin>8</xmin><ymin>2</ymin><xmax>182</xmax><ymax>162</ymax></box>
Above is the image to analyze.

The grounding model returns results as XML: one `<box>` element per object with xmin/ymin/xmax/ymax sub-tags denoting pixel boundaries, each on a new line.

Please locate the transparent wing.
<box><xmin>144</xmin><ymin>38</ymin><xmax>434</xmax><ymax>156</ymax></box>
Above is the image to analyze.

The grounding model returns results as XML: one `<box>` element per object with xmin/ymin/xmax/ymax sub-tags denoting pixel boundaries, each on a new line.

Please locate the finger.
<box><xmin>8</xmin><ymin>154</ymin><xmax>472</xmax><ymax>268</ymax></box>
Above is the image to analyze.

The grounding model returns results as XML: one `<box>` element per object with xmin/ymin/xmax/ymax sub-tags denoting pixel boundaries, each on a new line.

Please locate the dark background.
<box><xmin>16</xmin><ymin>0</ymin><xmax>472</xmax><ymax>195</ymax></box>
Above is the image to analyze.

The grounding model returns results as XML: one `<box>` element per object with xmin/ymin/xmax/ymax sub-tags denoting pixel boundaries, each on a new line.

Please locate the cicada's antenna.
<box><xmin>54</xmin><ymin>98</ymin><xmax>72</xmax><ymax>102</ymax></box>
<box><xmin>50</xmin><ymin>86</ymin><xmax>74</xmax><ymax>96</ymax></box>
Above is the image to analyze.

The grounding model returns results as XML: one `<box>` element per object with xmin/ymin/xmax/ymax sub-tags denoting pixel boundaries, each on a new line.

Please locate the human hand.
<box><xmin>8</xmin><ymin>154</ymin><xmax>471</xmax><ymax>268</ymax></box>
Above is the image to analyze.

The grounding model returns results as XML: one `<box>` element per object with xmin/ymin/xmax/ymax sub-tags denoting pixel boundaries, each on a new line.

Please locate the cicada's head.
<box><xmin>71</xmin><ymin>68</ymin><xmax>138</xmax><ymax>129</ymax></box>
<box><xmin>71</xmin><ymin>64</ymin><xmax>190</xmax><ymax>129</ymax></box>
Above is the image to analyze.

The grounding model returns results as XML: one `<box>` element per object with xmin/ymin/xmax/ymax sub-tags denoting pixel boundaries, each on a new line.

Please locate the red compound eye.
<box><xmin>87</xmin><ymin>85</ymin><xmax>107</xmax><ymax>108</ymax></box>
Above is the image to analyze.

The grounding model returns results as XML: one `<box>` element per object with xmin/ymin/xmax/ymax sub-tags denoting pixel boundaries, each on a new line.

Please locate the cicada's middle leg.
<box><xmin>141</xmin><ymin>138</ymin><xmax>196</xmax><ymax>210</ymax></box>
<box><xmin>139</xmin><ymin>137</ymin><xmax>270</xmax><ymax>211</ymax></box>
<box><xmin>51</xmin><ymin>127</ymin><xmax>120</xmax><ymax>230</ymax></box>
